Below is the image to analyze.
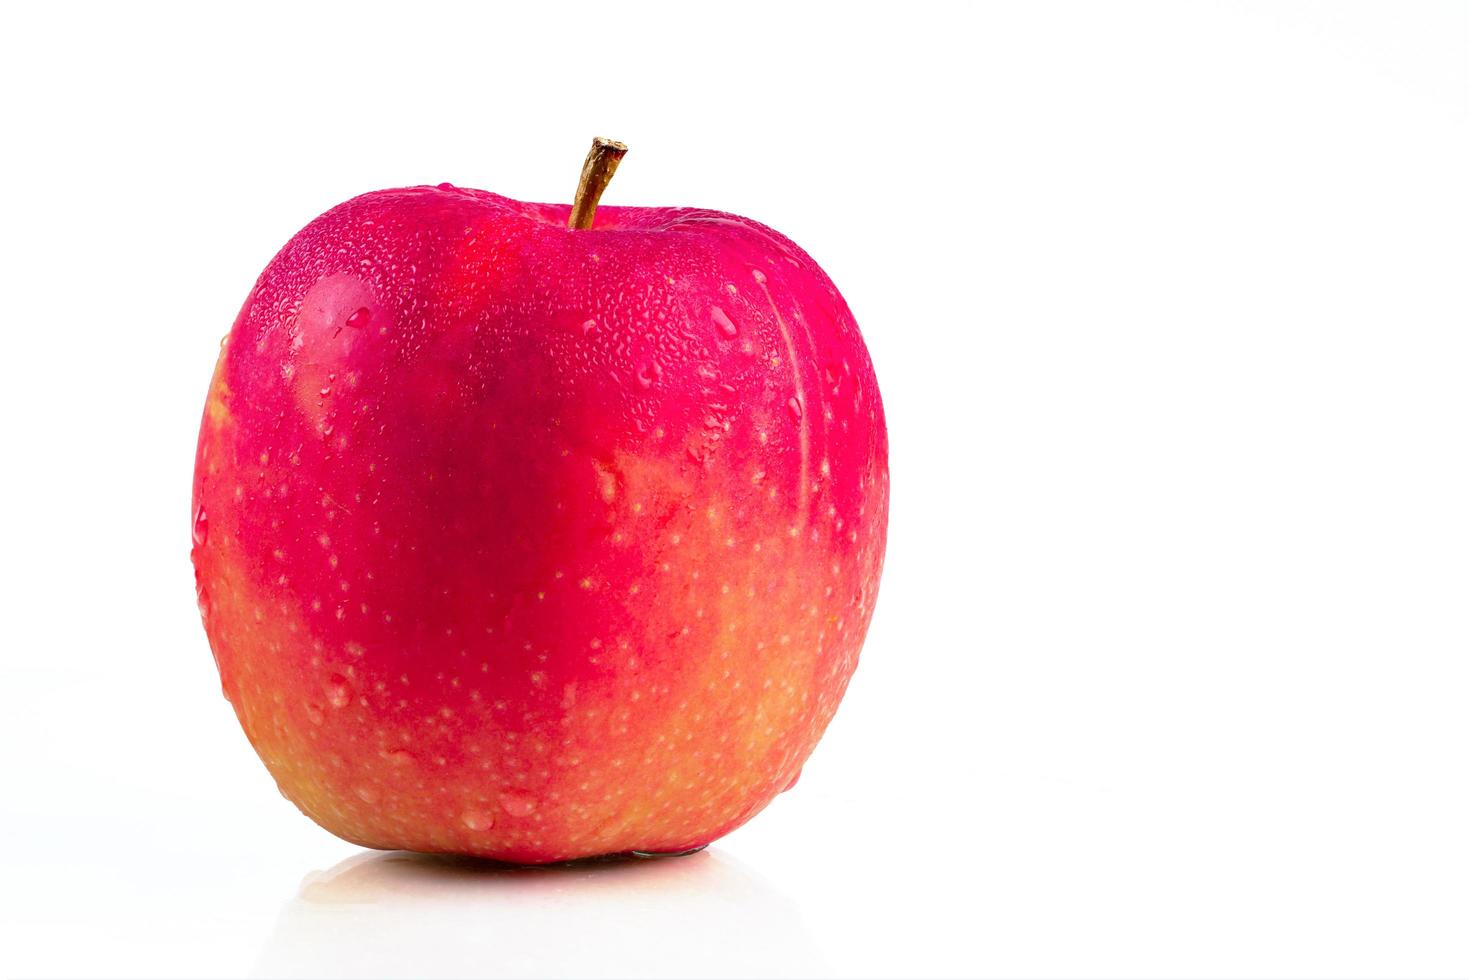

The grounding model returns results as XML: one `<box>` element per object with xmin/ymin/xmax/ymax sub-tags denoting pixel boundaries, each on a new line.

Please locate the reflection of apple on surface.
<box><xmin>192</xmin><ymin>139</ymin><xmax>888</xmax><ymax>863</ymax></box>
<box><xmin>256</xmin><ymin>849</ymin><xmax>825</xmax><ymax>978</ymax></box>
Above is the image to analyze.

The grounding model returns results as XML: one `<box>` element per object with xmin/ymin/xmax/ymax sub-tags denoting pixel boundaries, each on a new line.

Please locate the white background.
<box><xmin>3</xmin><ymin>2</ymin><xmax>1468</xmax><ymax>978</ymax></box>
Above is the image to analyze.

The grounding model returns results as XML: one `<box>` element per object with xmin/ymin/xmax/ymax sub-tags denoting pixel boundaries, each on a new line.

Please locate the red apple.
<box><xmin>192</xmin><ymin>140</ymin><xmax>888</xmax><ymax>863</ymax></box>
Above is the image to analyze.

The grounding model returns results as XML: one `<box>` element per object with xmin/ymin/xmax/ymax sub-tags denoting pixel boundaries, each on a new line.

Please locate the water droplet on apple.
<box><xmin>711</xmin><ymin>306</ymin><xmax>738</xmax><ymax>338</ymax></box>
<box><xmin>751</xmin><ymin>268</ymin><xmax>767</xmax><ymax>284</ymax></box>
<box><xmin>437</xmin><ymin>182</ymin><xmax>456</xmax><ymax>191</ymax></box>
<box><xmin>499</xmin><ymin>791</ymin><xmax>537</xmax><ymax>817</ymax></box>
<box><xmin>192</xmin><ymin>504</ymin><xmax>209</xmax><ymax>547</ymax></box>
<box><xmin>326</xmin><ymin>674</ymin><xmax>351</xmax><ymax>708</ymax></box>
<box><xmin>462</xmin><ymin>809</ymin><xmax>494</xmax><ymax>831</ymax></box>
<box><xmin>194</xmin><ymin>566</ymin><xmax>210</xmax><ymax>622</ymax></box>
<box><xmin>346</xmin><ymin>307</ymin><xmax>371</xmax><ymax>329</ymax></box>
<box><xmin>787</xmin><ymin>395</ymin><xmax>804</xmax><ymax>420</ymax></box>
<box><xmin>581</xmin><ymin>318</ymin><xmax>598</xmax><ymax>335</ymax></box>
<box><xmin>636</xmin><ymin>361</ymin><xmax>663</xmax><ymax>389</ymax></box>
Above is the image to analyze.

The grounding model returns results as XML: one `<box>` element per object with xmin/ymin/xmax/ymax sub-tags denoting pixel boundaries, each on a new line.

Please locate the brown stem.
<box><xmin>568</xmin><ymin>137</ymin><xmax>628</xmax><ymax>230</ymax></box>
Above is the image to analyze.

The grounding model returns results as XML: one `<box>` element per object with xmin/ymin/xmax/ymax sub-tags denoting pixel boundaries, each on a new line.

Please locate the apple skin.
<box><xmin>192</xmin><ymin>185</ymin><xmax>887</xmax><ymax>863</ymax></box>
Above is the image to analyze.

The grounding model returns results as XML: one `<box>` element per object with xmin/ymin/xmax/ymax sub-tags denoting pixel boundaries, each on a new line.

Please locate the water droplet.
<box><xmin>581</xmin><ymin>318</ymin><xmax>598</xmax><ymax>335</ymax></box>
<box><xmin>192</xmin><ymin>504</ymin><xmax>209</xmax><ymax>547</ymax></box>
<box><xmin>194</xmin><ymin>566</ymin><xmax>209</xmax><ymax>622</ymax></box>
<box><xmin>711</xmin><ymin>306</ymin><xmax>737</xmax><ymax>338</ymax></box>
<box><xmin>787</xmin><ymin>395</ymin><xmax>804</xmax><ymax>420</ymax></box>
<box><xmin>636</xmin><ymin>361</ymin><xmax>663</xmax><ymax>389</ymax></box>
<box><xmin>437</xmin><ymin>181</ymin><xmax>456</xmax><ymax>191</ymax></box>
<box><xmin>346</xmin><ymin>307</ymin><xmax>371</xmax><ymax>329</ymax></box>
<box><xmin>499</xmin><ymin>791</ymin><xmax>537</xmax><ymax>817</ymax></box>
<box><xmin>783</xmin><ymin>767</ymin><xmax>803</xmax><ymax>792</ymax></box>
<box><xmin>751</xmin><ymin>268</ymin><xmax>767</xmax><ymax>284</ymax></box>
<box><xmin>462</xmin><ymin>809</ymin><xmax>494</xmax><ymax>831</ymax></box>
<box><xmin>326</xmin><ymin>674</ymin><xmax>351</xmax><ymax>708</ymax></box>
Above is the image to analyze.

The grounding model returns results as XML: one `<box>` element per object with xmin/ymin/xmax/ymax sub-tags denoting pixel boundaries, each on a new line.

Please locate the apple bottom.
<box><xmin>201</xmin><ymin>512</ymin><xmax>871</xmax><ymax>865</ymax></box>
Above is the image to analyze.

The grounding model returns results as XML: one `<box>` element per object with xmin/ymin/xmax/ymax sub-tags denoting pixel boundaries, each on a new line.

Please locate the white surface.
<box><xmin>4</xmin><ymin>2</ymin><xmax>1469</xmax><ymax>977</ymax></box>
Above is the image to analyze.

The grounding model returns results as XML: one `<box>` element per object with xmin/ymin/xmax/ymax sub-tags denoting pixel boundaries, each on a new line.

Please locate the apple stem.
<box><xmin>568</xmin><ymin>137</ymin><xmax>628</xmax><ymax>230</ymax></box>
